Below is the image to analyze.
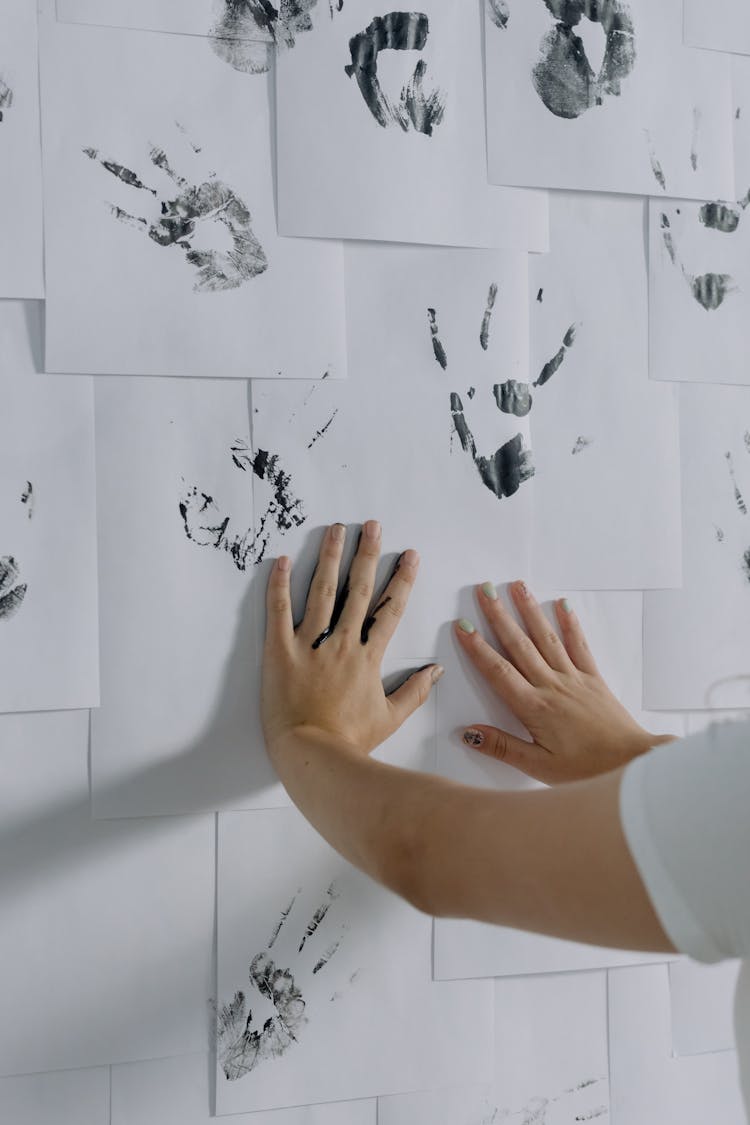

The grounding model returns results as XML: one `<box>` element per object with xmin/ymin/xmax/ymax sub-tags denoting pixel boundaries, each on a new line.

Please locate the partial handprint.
<box><xmin>658</xmin><ymin>196</ymin><xmax>750</xmax><ymax>312</ymax></box>
<box><xmin>0</xmin><ymin>74</ymin><xmax>12</xmax><ymax>122</ymax></box>
<box><xmin>0</xmin><ymin>556</ymin><xmax>27</xmax><ymax>621</ymax></box>
<box><xmin>715</xmin><ymin>435</ymin><xmax>750</xmax><ymax>584</ymax></box>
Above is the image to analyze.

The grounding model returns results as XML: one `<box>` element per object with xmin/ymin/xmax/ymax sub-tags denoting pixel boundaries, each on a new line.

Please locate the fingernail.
<box><xmin>463</xmin><ymin>728</ymin><xmax>484</xmax><ymax>747</ymax></box>
<box><xmin>515</xmin><ymin>580</ymin><xmax>529</xmax><ymax>599</ymax></box>
<box><xmin>481</xmin><ymin>581</ymin><xmax>497</xmax><ymax>600</ymax></box>
<box><xmin>457</xmin><ymin>618</ymin><xmax>476</xmax><ymax>635</ymax></box>
<box><xmin>364</xmin><ymin>519</ymin><xmax>381</xmax><ymax>540</ymax></box>
<box><xmin>401</xmin><ymin>548</ymin><xmax>419</xmax><ymax>567</ymax></box>
<box><xmin>560</xmin><ymin>598</ymin><xmax>573</xmax><ymax>613</ymax></box>
<box><xmin>431</xmin><ymin>665</ymin><xmax>445</xmax><ymax>684</ymax></box>
<box><xmin>331</xmin><ymin>523</ymin><xmax>345</xmax><ymax>543</ymax></box>
<box><xmin>277</xmin><ymin>555</ymin><xmax>291</xmax><ymax>572</ymax></box>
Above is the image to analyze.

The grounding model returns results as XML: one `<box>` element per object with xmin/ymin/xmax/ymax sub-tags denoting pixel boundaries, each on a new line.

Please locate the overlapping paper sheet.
<box><xmin>111</xmin><ymin>1054</ymin><xmax>377</xmax><ymax>1125</ymax></box>
<box><xmin>484</xmin><ymin>0</ymin><xmax>734</xmax><ymax>199</ymax></box>
<box><xmin>0</xmin><ymin>710</ymin><xmax>214</xmax><ymax>1075</ymax></box>
<box><xmin>433</xmin><ymin>587</ymin><xmax>681</xmax><ymax>979</ymax></box>
<box><xmin>215</xmin><ymin>700</ymin><xmax>492</xmax><ymax>1114</ymax></box>
<box><xmin>529</xmin><ymin>192</ymin><xmax>682</xmax><ymax>588</ymax></box>
<box><xmin>274</xmin><ymin>1</ymin><xmax>548</xmax><ymax>249</ymax></box>
<box><xmin>0</xmin><ymin>0</ymin><xmax>44</xmax><ymax>298</ymax></box>
<box><xmin>609</xmin><ymin>964</ymin><xmax>746</xmax><ymax>1124</ymax></box>
<box><xmin>250</xmin><ymin>245</ymin><xmax>533</xmax><ymax>656</ymax></box>
<box><xmin>0</xmin><ymin>1069</ymin><xmax>109</xmax><ymax>1125</ymax></box>
<box><xmin>0</xmin><ymin>308</ymin><xmax>98</xmax><ymax>713</ymax></box>
<box><xmin>56</xmin><ymin>0</ymin><xmax>248</xmax><ymax>37</ymax></box>
<box><xmin>669</xmin><ymin>960</ymin><xmax>741</xmax><ymax>1057</ymax></box>
<box><xmin>39</xmin><ymin>10</ymin><xmax>345</xmax><ymax>378</ymax></box>
<box><xmin>643</xmin><ymin>383</ymin><xmax>750</xmax><ymax>709</ymax></box>
<box><xmin>685</xmin><ymin>0</ymin><xmax>750</xmax><ymax>56</ymax></box>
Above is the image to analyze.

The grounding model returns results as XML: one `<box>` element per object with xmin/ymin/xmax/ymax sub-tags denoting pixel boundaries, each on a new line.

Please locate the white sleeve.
<box><xmin>619</xmin><ymin>718</ymin><xmax>750</xmax><ymax>963</ymax></box>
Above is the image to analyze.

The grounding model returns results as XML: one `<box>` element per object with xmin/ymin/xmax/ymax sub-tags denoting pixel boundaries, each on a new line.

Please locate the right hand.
<box><xmin>454</xmin><ymin>580</ymin><xmax>676</xmax><ymax>785</ymax></box>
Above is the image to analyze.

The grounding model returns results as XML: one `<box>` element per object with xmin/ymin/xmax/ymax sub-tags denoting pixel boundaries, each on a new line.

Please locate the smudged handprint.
<box><xmin>83</xmin><ymin>135</ymin><xmax>268</xmax><ymax>292</ymax></box>
<box><xmin>659</xmin><ymin>196</ymin><xmax>750</xmax><ymax>312</ymax></box>
<box><xmin>0</xmin><ymin>74</ymin><xmax>13</xmax><ymax>122</ymax></box>
<box><xmin>0</xmin><ymin>556</ymin><xmax>27</xmax><ymax>621</ymax></box>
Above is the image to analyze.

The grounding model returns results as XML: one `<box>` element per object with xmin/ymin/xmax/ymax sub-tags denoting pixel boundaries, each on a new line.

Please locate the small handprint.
<box><xmin>218</xmin><ymin>882</ymin><xmax>347</xmax><ymax>1081</ymax></box>
<box><xmin>0</xmin><ymin>556</ymin><xmax>27</xmax><ymax>621</ymax></box>
<box><xmin>83</xmin><ymin>135</ymin><xmax>268</xmax><ymax>292</ymax></box>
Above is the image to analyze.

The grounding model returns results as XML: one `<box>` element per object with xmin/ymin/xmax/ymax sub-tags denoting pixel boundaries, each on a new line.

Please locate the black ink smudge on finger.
<box><xmin>0</xmin><ymin>556</ymin><xmax>27</xmax><ymax>621</ymax></box>
<box><xmin>534</xmin><ymin>323</ymin><xmax>577</xmax><ymax>387</ymax></box>
<box><xmin>572</xmin><ymin>435</ymin><xmax>593</xmax><ymax>454</ymax></box>
<box><xmin>428</xmin><ymin>308</ymin><xmax>448</xmax><ymax>369</ymax></box>
<box><xmin>726</xmin><ymin>452</ymin><xmax>748</xmax><ymax>515</ymax></box>
<box><xmin>487</xmin><ymin>0</ymin><xmax>509</xmax><ymax>29</ymax></box>
<box><xmin>311</xmin><ymin>575</ymin><xmax>350</xmax><ymax>649</ymax></box>
<box><xmin>494</xmin><ymin>379</ymin><xmax>532</xmax><ymax>417</ymax></box>
<box><xmin>20</xmin><ymin>481</ymin><xmax>33</xmax><ymax>517</ymax></box>
<box><xmin>699</xmin><ymin>201</ymin><xmax>741</xmax><ymax>233</ymax></box>
<box><xmin>480</xmin><ymin>282</ymin><xmax>498</xmax><ymax>351</ymax></box>
<box><xmin>360</xmin><ymin>595</ymin><xmax>392</xmax><ymax>643</ymax></box>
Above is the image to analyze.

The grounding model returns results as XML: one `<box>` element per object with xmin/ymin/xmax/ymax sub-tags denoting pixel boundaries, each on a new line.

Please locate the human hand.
<box><xmin>455</xmin><ymin>581</ymin><xmax>676</xmax><ymax>785</ymax></box>
<box><xmin>261</xmin><ymin>521</ymin><xmax>443</xmax><ymax>760</ymax></box>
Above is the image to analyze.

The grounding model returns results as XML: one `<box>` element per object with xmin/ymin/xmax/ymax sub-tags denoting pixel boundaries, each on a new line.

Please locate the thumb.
<box><xmin>388</xmin><ymin>663</ymin><xmax>444</xmax><ymax>726</ymax></box>
<box><xmin>461</xmin><ymin>724</ymin><xmax>544</xmax><ymax>779</ymax></box>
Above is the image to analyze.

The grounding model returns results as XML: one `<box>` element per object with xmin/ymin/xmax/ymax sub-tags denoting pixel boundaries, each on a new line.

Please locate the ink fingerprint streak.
<box><xmin>298</xmin><ymin>884</ymin><xmax>339</xmax><ymax>951</ymax></box>
<box><xmin>428</xmin><ymin>307</ymin><xmax>448</xmax><ymax>369</ymax></box>
<box><xmin>268</xmin><ymin>894</ymin><xmax>298</xmax><ymax>949</ymax></box>
<box><xmin>307</xmin><ymin>410</ymin><xmax>339</xmax><ymax>449</ymax></box>
<box><xmin>534</xmin><ymin>324</ymin><xmax>577</xmax><ymax>387</ymax></box>
<box><xmin>0</xmin><ymin>556</ymin><xmax>27</xmax><ymax>621</ymax></box>
<box><xmin>572</xmin><ymin>435</ymin><xmax>593</xmax><ymax>454</ymax></box>
<box><xmin>313</xmin><ymin>938</ymin><xmax>343</xmax><ymax>974</ymax></box>
<box><xmin>715</xmin><ymin>525</ymin><xmax>725</xmax><ymax>543</ymax></box>
<box><xmin>487</xmin><ymin>0</ymin><xmax>509</xmax><ymax>29</ymax></box>
<box><xmin>646</xmin><ymin>132</ymin><xmax>667</xmax><ymax>191</ymax></box>
<box><xmin>744</xmin><ymin>430</ymin><xmax>750</xmax><ymax>453</ymax></box>
<box><xmin>690</xmin><ymin>107</ymin><xmax>701</xmax><ymax>172</ymax></box>
<box><xmin>726</xmin><ymin>452</ymin><xmax>748</xmax><ymax>515</ymax></box>
<box><xmin>743</xmin><ymin>548</ymin><xmax>750</xmax><ymax>584</ymax></box>
<box><xmin>20</xmin><ymin>481</ymin><xmax>33</xmax><ymax>517</ymax></box>
<box><xmin>480</xmin><ymin>282</ymin><xmax>498</xmax><ymax>350</ymax></box>
<box><xmin>536</xmin><ymin>288</ymin><xmax>544</xmax><ymax>303</ymax></box>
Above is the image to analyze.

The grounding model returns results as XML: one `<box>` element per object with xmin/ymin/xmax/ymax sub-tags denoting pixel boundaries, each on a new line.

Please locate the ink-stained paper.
<box><xmin>0</xmin><ymin>1</ymin><xmax>44</xmax><ymax>298</ymax></box>
<box><xmin>643</xmin><ymin>384</ymin><xmax>750</xmax><ymax>709</ymax></box>
<box><xmin>0</xmin><ymin>1069</ymin><xmax>109</xmax><ymax>1125</ymax></box>
<box><xmin>685</xmin><ymin>0</ymin><xmax>750</xmax><ymax>56</ymax></box>
<box><xmin>433</xmin><ymin>587</ymin><xmax>680</xmax><ymax>979</ymax></box>
<box><xmin>0</xmin><ymin>368</ymin><xmax>98</xmax><ymax>714</ymax></box>
<box><xmin>529</xmin><ymin>192</ymin><xmax>682</xmax><ymax>589</ymax></box>
<box><xmin>669</xmin><ymin>960</ymin><xmax>741</xmax><ymax>1057</ymax></box>
<box><xmin>216</xmin><ymin>804</ymin><xmax>493</xmax><ymax>1115</ymax></box>
<box><xmin>0</xmin><ymin>709</ymin><xmax>214</xmax><ymax>1074</ymax></box>
<box><xmin>39</xmin><ymin>11</ymin><xmax>345</xmax><ymax>379</ymax></box>
<box><xmin>484</xmin><ymin>0</ymin><xmax>734</xmax><ymax>200</ymax></box>
<box><xmin>275</xmin><ymin>1</ymin><xmax>548</xmax><ymax>250</ymax></box>
<box><xmin>112</xmin><ymin>1054</ymin><xmax>377</xmax><ymax>1125</ymax></box>
<box><xmin>250</xmin><ymin>245</ymin><xmax>533</xmax><ymax>657</ymax></box>
<box><xmin>608</xmin><ymin>964</ymin><xmax>746</xmax><ymax>1124</ymax></box>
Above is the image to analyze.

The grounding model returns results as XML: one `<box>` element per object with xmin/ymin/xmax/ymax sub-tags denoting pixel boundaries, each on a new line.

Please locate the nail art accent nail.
<box><xmin>331</xmin><ymin>523</ymin><xmax>345</xmax><ymax>542</ymax></box>
<box><xmin>463</xmin><ymin>728</ymin><xmax>484</xmax><ymax>747</ymax></box>
<box><xmin>515</xmin><ymin>580</ymin><xmax>529</xmax><ymax>598</ymax></box>
<box><xmin>431</xmin><ymin>665</ymin><xmax>445</xmax><ymax>684</ymax></box>
<box><xmin>561</xmin><ymin>598</ymin><xmax>573</xmax><ymax>613</ymax></box>
<box><xmin>457</xmin><ymin>618</ymin><xmax>476</xmax><ymax>635</ymax></box>
<box><xmin>481</xmin><ymin>582</ymin><xmax>497</xmax><ymax>600</ymax></box>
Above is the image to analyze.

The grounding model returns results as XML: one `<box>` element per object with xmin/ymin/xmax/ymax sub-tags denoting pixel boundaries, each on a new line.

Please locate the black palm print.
<box><xmin>0</xmin><ymin>556</ymin><xmax>27</xmax><ymax>621</ymax></box>
<box><xmin>0</xmin><ymin>74</ymin><xmax>13</xmax><ymax>123</ymax></box>
<box><xmin>83</xmin><ymin>138</ymin><xmax>268</xmax><ymax>292</ymax></box>
<box><xmin>209</xmin><ymin>0</ymin><xmax>320</xmax><ymax>74</ymax></box>
<box><xmin>530</xmin><ymin>0</ymin><xmax>637</xmax><ymax>120</ymax></box>
<box><xmin>218</xmin><ymin>883</ymin><xmax>347</xmax><ymax>1081</ymax></box>
<box><xmin>659</xmin><ymin>196</ymin><xmax>750</xmax><ymax>312</ymax></box>
<box><xmin>345</xmin><ymin>12</ymin><xmax>446</xmax><ymax>135</ymax></box>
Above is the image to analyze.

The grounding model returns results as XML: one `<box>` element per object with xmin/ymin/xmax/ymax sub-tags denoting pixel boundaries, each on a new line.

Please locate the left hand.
<box><xmin>261</xmin><ymin>520</ymin><xmax>443</xmax><ymax>759</ymax></box>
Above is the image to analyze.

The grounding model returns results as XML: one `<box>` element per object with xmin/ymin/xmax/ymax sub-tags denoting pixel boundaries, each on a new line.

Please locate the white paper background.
<box><xmin>685</xmin><ymin>0</ymin><xmax>750</xmax><ymax>57</ymax></box>
<box><xmin>669</xmin><ymin>959</ymin><xmax>741</xmax><ymax>1057</ymax></box>
<box><xmin>0</xmin><ymin>1068</ymin><xmax>109</xmax><ymax>1125</ymax></box>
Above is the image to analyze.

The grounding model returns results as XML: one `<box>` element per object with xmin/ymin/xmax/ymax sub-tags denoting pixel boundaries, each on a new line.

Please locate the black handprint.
<box><xmin>659</xmin><ymin>199</ymin><xmax>749</xmax><ymax>312</ymax></box>
<box><xmin>0</xmin><ymin>556</ymin><xmax>27</xmax><ymax>621</ymax></box>
<box><xmin>83</xmin><ymin>140</ymin><xmax>268</xmax><ymax>292</ymax></box>
<box><xmin>209</xmin><ymin>0</ymin><xmax>318</xmax><ymax>74</ymax></box>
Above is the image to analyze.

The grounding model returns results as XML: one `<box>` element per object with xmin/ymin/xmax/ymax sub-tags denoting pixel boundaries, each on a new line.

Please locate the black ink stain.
<box><xmin>210</xmin><ymin>0</ymin><xmax>312</xmax><ymax>72</ymax></box>
<box><xmin>744</xmin><ymin>430</ymin><xmax>750</xmax><ymax>453</ymax></box>
<box><xmin>572</xmin><ymin>435</ymin><xmax>593</xmax><ymax>454</ymax></box>
<box><xmin>536</xmin><ymin>287</ymin><xmax>544</xmax><ymax>302</ymax></box>
<box><xmin>313</xmin><ymin>938</ymin><xmax>343</xmax><ymax>974</ymax></box>
<box><xmin>532</xmin><ymin>0</ymin><xmax>636</xmax><ymax>120</ymax></box>
<box><xmin>480</xmin><ymin>282</ymin><xmax>498</xmax><ymax>351</ymax></box>
<box><xmin>360</xmin><ymin>595</ymin><xmax>392</xmax><ymax>643</ymax></box>
<box><xmin>690</xmin><ymin>106</ymin><xmax>701</xmax><ymax>172</ymax></box>
<box><xmin>660</xmin><ymin>212</ymin><xmax>736</xmax><ymax>311</ymax></box>
<box><xmin>715</xmin><ymin>525</ymin><xmax>725</xmax><ymax>543</ymax></box>
<box><xmin>20</xmin><ymin>481</ymin><xmax>33</xmax><ymax>518</ymax></box>
<box><xmin>298</xmin><ymin>884</ymin><xmax>339</xmax><ymax>952</ymax></box>
<box><xmin>467</xmin><ymin>386</ymin><xmax>476</xmax><ymax>398</ymax></box>
<box><xmin>428</xmin><ymin>307</ymin><xmax>448</xmax><ymax>369</ymax></box>
<box><xmin>699</xmin><ymin>201</ymin><xmax>742</xmax><ymax>233</ymax></box>
<box><xmin>726</xmin><ymin>452</ymin><xmax>748</xmax><ymax>515</ymax></box>
<box><xmin>268</xmin><ymin>893</ymin><xmax>299</xmax><ymax>948</ymax></box>
<box><xmin>311</xmin><ymin>573</ymin><xmax>350</xmax><ymax>649</ymax></box>
<box><xmin>494</xmin><ymin>379</ymin><xmax>533</xmax><ymax>417</ymax></box>
<box><xmin>743</xmin><ymin>548</ymin><xmax>750</xmax><ymax>583</ymax></box>
<box><xmin>450</xmin><ymin>393</ymin><xmax>535</xmax><ymax>499</ymax></box>
<box><xmin>0</xmin><ymin>556</ymin><xmax>27</xmax><ymax>621</ymax></box>
<box><xmin>0</xmin><ymin>75</ymin><xmax>14</xmax><ymax>122</ymax></box>
<box><xmin>487</xmin><ymin>0</ymin><xmax>509</xmax><ymax>29</ymax></box>
<box><xmin>534</xmin><ymin>323</ymin><xmax>577</xmax><ymax>387</ymax></box>
<box><xmin>645</xmin><ymin>131</ymin><xmax>667</xmax><ymax>191</ymax></box>
<box><xmin>307</xmin><ymin>410</ymin><xmax>339</xmax><ymax>449</ymax></box>
<box><xmin>345</xmin><ymin>13</ymin><xmax>446</xmax><ymax>135</ymax></box>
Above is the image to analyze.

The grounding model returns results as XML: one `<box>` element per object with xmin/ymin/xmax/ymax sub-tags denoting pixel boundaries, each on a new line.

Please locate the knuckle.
<box><xmin>488</xmin><ymin>730</ymin><xmax>508</xmax><ymax>762</ymax></box>
<box><xmin>383</xmin><ymin>598</ymin><xmax>404</xmax><ymax>620</ymax></box>
<box><xmin>352</xmin><ymin>580</ymin><xmax>372</xmax><ymax>600</ymax></box>
<box><xmin>269</xmin><ymin>596</ymin><xmax>290</xmax><ymax>615</ymax></box>
<box><xmin>312</xmin><ymin>579</ymin><xmax>338</xmax><ymax>601</ymax></box>
<box><xmin>544</xmin><ymin>630</ymin><xmax>561</xmax><ymax>648</ymax></box>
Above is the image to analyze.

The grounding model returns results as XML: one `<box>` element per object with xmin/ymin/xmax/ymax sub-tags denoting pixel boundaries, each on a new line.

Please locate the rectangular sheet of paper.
<box><xmin>685</xmin><ymin>0</ymin><xmax>750</xmax><ymax>56</ymax></box>
<box><xmin>378</xmin><ymin>1086</ymin><xmax>497</xmax><ymax>1125</ymax></box>
<box><xmin>112</xmin><ymin>1054</ymin><xmax>376</xmax><ymax>1125</ymax></box>
<box><xmin>275</xmin><ymin>2</ymin><xmax>548</xmax><ymax>250</ymax></box>
<box><xmin>0</xmin><ymin>1</ymin><xmax>44</xmax><ymax>298</ymax></box>
<box><xmin>0</xmin><ymin>367</ymin><xmax>98</xmax><ymax>714</ymax></box>
<box><xmin>530</xmin><ymin>192</ymin><xmax>682</xmax><ymax>589</ymax></box>
<box><xmin>0</xmin><ymin>709</ymin><xmax>214</xmax><ymax>1074</ymax></box>
<box><xmin>669</xmin><ymin>959</ymin><xmax>741</xmax><ymax>1057</ymax></box>
<box><xmin>0</xmin><ymin>1069</ymin><xmax>109</xmax><ymax>1125</ymax></box>
<box><xmin>644</xmin><ymin>383</ymin><xmax>750</xmax><ymax>709</ymax></box>
<box><xmin>609</xmin><ymin>964</ymin><xmax>745</xmax><ymax>1124</ymax></box>
<box><xmin>484</xmin><ymin>0</ymin><xmax>734</xmax><ymax>199</ymax></box>
<box><xmin>57</xmin><ymin>0</ymin><xmax>241</xmax><ymax>37</ymax></box>
<box><xmin>434</xmin><ymin>588</ymin><xmax>680</xmax><ymax>979</ymax></box>
<box><xmin>250</xmin><ymin>245</ymin><xmax>533</xmax><ymax>656</ymax></box>
<box><xmin>40</xmin><ymin>11</ymin><xmax>345</xmax><ymax>379</ymax></box>
<box><xmin>216</xmin><ymin>801</ymin><xmax>493</xmax><ymax>1115</ymax></box>
<box><xmin>734</xmin><ymin>58</ymin><xmax>750</xmax><ymax>198</ymax></box>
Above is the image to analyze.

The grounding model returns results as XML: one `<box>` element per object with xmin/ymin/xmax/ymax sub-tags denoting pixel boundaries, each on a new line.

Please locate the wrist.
<box><xmin>266</xmin><ymin>724</ymin><xmax>364</xmax><ymax>766</ymax></box>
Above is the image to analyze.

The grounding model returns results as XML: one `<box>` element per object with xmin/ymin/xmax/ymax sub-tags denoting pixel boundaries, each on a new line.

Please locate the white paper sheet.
<box><xmin>0</xmin><ymin>365</ymin><xmax>98</xmax><ymax>714</ymax></box>
<box><xmin>529</xmin><ymin>192</ymin><xmax>682</xmax><ymax>589</ymax></box>
<box><xmin>685</xmin><ymin>0</ymin><xmax>750</xmax><ymax>56</ymax></box>
<box><xmin>669</xmin><ymin>959</ymin><xmax>741</xmax><ymax>1057</ymax></box>
<box><xmin>433</xmin><ymin>588</ymin><xmax>679</xmax><ymax>979</ymax></box>
<box><xmin>484</xmin><ymin>0</ymin><xmax>734</xmax><ymax>200</ymax></box>
<box><xmin>734</xmin><ymin>58</ymin><xmax>750</xmax><ymax>197</ymax></box>
<box><xmin>0</xmin><ymin>1</ymin><xmax>44</xmax><ymax>298</ymax></box>
<box><xmin>275</xmin><ymin>2</ymin><xmax>548</xmax><ymax>250</ymax></box>
<box><xmin>216</xmin><ymin>792</ymin><xmax>493</xmax><ymax>1113</ymax></box>
<box><xmin>112</xmin><ymin>1054</ymin><xmax>376</xmax><ymax>1125</ymax></box>
<box><xmin>608</xmin><ymin>964</ymin><xmax>745</xmax><ymax>1124</ymax></box>
<box><xmin>0</xmin><ymin>709</ymin><xmax>214</xmax><ymax>1075</ymax></box>
<box><xmin>0</xmin><ymin>1068</ymin><xmax>109</xmax><ymax>1125</ymax></box>
<box><xmin>250</xmin><ymin>244</ymin><xmax>533</xmax><ymax>656</ymax></box>
<box><xmin>378</xmin><ymin>1085</ymin><xmax>497</xmax><ymax>1125</ymax></box>
<box><xmin>40</xmin><ymin>10</ymin><xmax>345</xmax><ymax>379</ymax></box>
<box><xmin>643</xmin><ymin>383</ymin><xmax>750</xmax><ymax>709</ymax></box>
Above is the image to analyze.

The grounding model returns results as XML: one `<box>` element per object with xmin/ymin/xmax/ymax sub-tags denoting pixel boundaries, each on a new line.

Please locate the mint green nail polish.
<box><xmin>561</xmin><ymin>598</ymin><xmax>572</xmax><ymax>613</ymax></box>
<box><xmin>481</xmin><ymin>582</ymin><xmax>498</xmax><ymax>600</ymax></box>
<box><xmin>457</xmin><ymin>618</ymin><xmax>476</xmax><ymax>635</ymax></box>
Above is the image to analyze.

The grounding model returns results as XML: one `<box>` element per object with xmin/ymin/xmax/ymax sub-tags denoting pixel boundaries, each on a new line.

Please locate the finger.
<box><xmin>387</xmin><ymin>664</ymin><xmax>444</xmax><ymax>727</ymax></box>
<box><xmin>461</xmin><ymin>724</ymin><xmax>549</xmax><ymax>780</ymax></box>
<box><xmin>298</xmin><ymin>523</ymin><xmax>346</xmax><ymax>641</ymax></box>
<box><xmin>361</xmin><ymin>548</ymin><xmax>420</xmax><ymax>652</ymax></box>
<box><xmin>474</xmin><ymin>586</ymin><xmax>552</xmax><ymax>686</ymax></box>
<box><xmin>265</xmin><ymin>555</ymin><xmax>294</xmax><ymax>649</ymax></box>
<box><xmin>454</xmin><ymin>619</ymin><xmax>538</xmax><ymax>713</ymax></box>
<box><xmin>337</xmin><ymin>520</ymin><xmax>382</xmax><ymax>635</ymax></box>
<box><xmin>508</xmin><ymin>581</ymin><xmax>574</xmax><ymax>674</ymax></box>
<box><xmin>554</xmin><ymin>597</ymin><xmax>600</xmax><ymax>675</ymax></box>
